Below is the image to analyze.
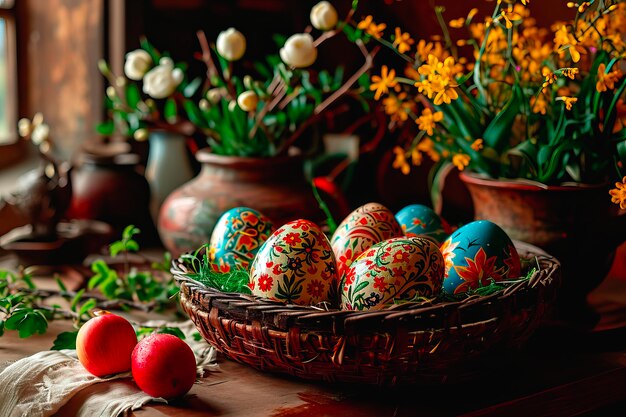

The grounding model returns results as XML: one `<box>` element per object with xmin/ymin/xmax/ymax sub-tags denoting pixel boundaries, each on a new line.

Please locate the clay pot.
<box><xmin>66</xmin><ymin>151</ymin><xmax>158</xmax><ymax>245</ymax></box>
<box><xmin>459</xmin><ymin>171</ymin><xmax>626</xmax><ymax>315</ymax></box>
<box><xmin>158</xmin><ymin>150</ymin><xmax>325</xmax><ymax>257</ymax></box>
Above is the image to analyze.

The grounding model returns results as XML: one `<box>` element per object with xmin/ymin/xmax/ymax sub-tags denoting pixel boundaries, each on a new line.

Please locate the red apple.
<box><xmin>76</xmin><ymin>311</ymin><xmax>137</xmax><ymax>377</ymax></box>
<box><xmin>131</xmin><ymin>333</ymin><xmax>197</xmax><ymax>399</ymax></box>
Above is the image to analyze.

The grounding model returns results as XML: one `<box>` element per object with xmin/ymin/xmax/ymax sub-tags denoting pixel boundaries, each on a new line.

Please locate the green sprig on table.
<box><xmin>0</xmin><ymin>225</ymin><xmax>180</xmax><ymax>350</ymax></box>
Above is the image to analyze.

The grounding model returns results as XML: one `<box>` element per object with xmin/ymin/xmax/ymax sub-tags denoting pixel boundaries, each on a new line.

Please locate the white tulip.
<box><xmin>216</xmin><ymin>28</ymin><xmax>246</xmax><ymax>61</ymax></box>
<box><xmin>280</xmin><ymin>34</ymin><xmax>318</xmax><ymax>68</ymax></box>
<box><xmin>310</xmin><ymin>1</ymin><xmax>338</xmax><ymax>31</ymax></box>
<box><xmin>142</xmin><ymin>57</ymin><xmax>184</xmax><ymax>99</ymax></box>
<box><xmin>124</xmin><ymin>49</ymin><xmax>152</xmax><ymax>81</ymax></box>
<box><xmin>237</xmin><ymin>91</ymin><xmax>259</xmax><ymax>112</ymax></box>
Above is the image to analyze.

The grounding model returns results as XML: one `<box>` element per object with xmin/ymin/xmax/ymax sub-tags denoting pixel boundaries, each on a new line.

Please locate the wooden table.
<box><xmin>2</xmin><ymin>246</ymin><xmax>626</xmax><ymax>417</ymax></box>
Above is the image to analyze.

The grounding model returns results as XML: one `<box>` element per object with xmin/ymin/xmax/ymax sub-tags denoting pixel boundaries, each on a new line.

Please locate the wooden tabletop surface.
<box><xmin>1</xmin><ymin>245</ymin><xmax>626</xmax><ymax>417</ymax></box>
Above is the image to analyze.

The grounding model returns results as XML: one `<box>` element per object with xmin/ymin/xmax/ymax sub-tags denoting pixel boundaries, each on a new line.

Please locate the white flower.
<box><xmin>310</xmin><ymin>1</ymin><xmax>338</xmax><ymax>31</ymax></box>
<box><xmin>31</xmin><ymin>123</ymin><xmax>50</xmax><ymax>145</ymax></box>
<box><xmin>124</xmin><ymin>49</ymin><xmax>152</xmax><ymax>81</ymax></box>
<box><xmin>142</xmin><ymin>57</ymin><xmax>184</xmax><ymax>99</ymax></box>
<box><xmin>216</xmin><ymin>28</ymin><xmax>246</xmax><ymax>61</ymax></box>
<box><xmin>18</xmin><ymin>118</ymin><xmax>32</xmax><ymax>137</ymax></box>
<box><xmin>280</xmin><ymin>34</ymin><xmax>318</xmax><ymax>68</ymax></box>
<box><xmin>133</xmin><ymin>128</ymin><xmax>149</xmax><ymax>142</ymax></box>
<box><xmin>207</xmin><ymin>87</ymin><xmax>226</xmax><ymax>104</ymax></box>
<box><xmin>237</xmin><ymin>91</ymin><xmax>258</xmax><ymax>112</ymax></box>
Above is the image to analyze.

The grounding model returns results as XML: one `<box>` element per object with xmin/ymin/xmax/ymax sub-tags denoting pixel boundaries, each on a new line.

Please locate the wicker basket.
<box><xmin>172</xmin><ymin>241</ymin><xmax>560</xmax><ymax>385</ymax></box>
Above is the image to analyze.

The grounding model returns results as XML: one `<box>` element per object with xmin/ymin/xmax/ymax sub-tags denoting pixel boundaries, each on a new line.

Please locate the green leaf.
<box><xmin>140</xmin><ymin>37</ymin><xmax>161</xmax><ymax>64</ymax></box>
<box><xmin>78</xmin><ymin>299</ymin><xmax>97</xmax><ymax>317</ymax></box>
<box><xmin>96</xmin><ymin>121</ymin><xmax>115</xmax><ymax>136</ymax></box>
<box><xmin>5</xmin><ymin>308</ymin><xmax>48</xmax><ymax>338</ymax></box>
<box><xmin>55</xmin><ymin>277</ymin><xmax>67</xmax><ymax>293</ymax></box>
<box><xmin>192</xmin><ymin>332</ymin><xmax>202</xmax><ymax>342</ymax></box>
<box><xmin>156</xmin><ymin>326</ymin><xmax>186</xmax><ymax>340</ymax></box>
<box><xmin>0</xmin><ymin>319</ymin><xmax>4</xmax><ymax>337</ymax></box>
<box><xmin>483</xmin><ymin>83</ymin><xmax>523</xmax><ymax>152</ymax></box>
<box><xmin>123</xmin><ymin>225</ymin><xmax>140</xmax><ymax>239</ymax></box>
<box><xmin>429</xmin><ymin>161</ymin><xmax>455</xmax><ymax>215</ymax></box>
<box><xmin>51</xmin><ymin>331</ymin><xmax>78</xmax><ymax>350</ymax></box>
<box><xmin>183</xmin><ymin>77</ymin><xmax>202</xmax><ymax>98</ymax></box>
<box><xmin>125</xmin><ymin>84</ymin><xmax>141</xmax><ymax>109</ymax></box>
<box><xmin>164</xmin><ymin>98</ymin><xmax>177</xmax><ymax>123</ymax></box>
<box><xmin>184</xmin><ymin>101</ymin><xmax>205</xmax><ymax>126</ymax></box>
<box><xmin>71</xmin><ymin>289</ymin><xmax>85</xmax><ymax>312</ymax></box>
<box><xmin>109</xmin><ymin>241</ymin><xmax>126</xmax><ymax>257</ymax></box>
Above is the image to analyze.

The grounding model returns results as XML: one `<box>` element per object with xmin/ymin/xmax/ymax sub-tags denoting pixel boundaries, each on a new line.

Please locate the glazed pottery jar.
<box><xmin>158</xmin><ymin>150</ymin><xmax>325</xmax><ymax>257</ymax></box>
<box><xmin>66</xmin><ymin>151</ymin><xmax>159</xmax><ymax>245</ymax></box>
<box><xmin>459</xmin><ymin>171</ymin><xmax>626</xmax><ymax>317</ymax></box>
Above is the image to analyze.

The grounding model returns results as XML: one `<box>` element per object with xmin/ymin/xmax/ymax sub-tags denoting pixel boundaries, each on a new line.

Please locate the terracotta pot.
<box><xmin>459</xmin><ymin>171</ymin><xmax>626</xmax><ymax>309</ymax></box>
<box><xmin>158</xmin><ymin>150</ymin><xmax>325</xmax><ymax>257</ymax></box>
<box><xmin>66</xmin><ymin>151</ymin><xmax>159</xmax><ymax>245</ymax></box>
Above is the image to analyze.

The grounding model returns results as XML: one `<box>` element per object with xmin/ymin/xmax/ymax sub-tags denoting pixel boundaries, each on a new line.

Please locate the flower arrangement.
<box><xmin>363</xmin><ymin>0</ymin><xmax>626</xmax><ymax>209</ymax></box>
<box><xmin>99</xmin><ymin>1</ymin><xmax>379</xmax><ymax>158</ymax></box>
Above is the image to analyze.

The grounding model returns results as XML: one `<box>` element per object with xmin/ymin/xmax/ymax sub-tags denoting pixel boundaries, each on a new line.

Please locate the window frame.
<box><xmin>0</xmin><ymin>2</ymin><xmax>22</xmax><ymax>167</ymax></box>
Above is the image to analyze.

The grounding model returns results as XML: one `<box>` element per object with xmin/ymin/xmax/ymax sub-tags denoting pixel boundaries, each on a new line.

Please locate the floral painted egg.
<box><xmin>441</xmin><ymin>220</ymin><xmax>521</xmax><ymax>295</ymax></box>
<box><xmin>208</xmin><ymin>207</ymin><xmax>275</xmax><ymax>272</ymax></box>
<box><xmin>395</xmin><ymin>204</ymin><xmax>449</xmax><ymax>244</ymax></box>
<box><xmin>340</xmin><ymin>236</ymin><xmax>444</xmax><ymax>311</ymax></box>
<box><xmin>331</xmin><ymin>202</ymin><xmax>403</xmax><ymax>279</ymax></box>
<box><xmin>249</xmin><ymin>219</ymin><xmax>338</xmax><ymax>306</ymax></box>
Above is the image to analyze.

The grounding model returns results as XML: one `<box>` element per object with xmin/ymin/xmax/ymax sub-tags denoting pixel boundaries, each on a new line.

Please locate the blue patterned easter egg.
<box><xmin>441</xmin><ymin>220</ymin><xmax>521</xmax><ymax>295</ymax></box>
<box><xmin>208</xmin><ymin>207</ymin><xmax>275</xmax><ymax>272</ymax></box>
<box><xmin>395</xmin><ymin>204</ymin><xmax>449</xmax><ymax>244</ymax></box>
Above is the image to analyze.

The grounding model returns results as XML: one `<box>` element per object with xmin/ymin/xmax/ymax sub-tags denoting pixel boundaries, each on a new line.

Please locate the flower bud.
<box><xmin>243</xmin><ymin>75</ymin><xmax>254</xmax><ymax>90</ymax></box>
<box><xmin>98</xmin><ymin>59</ymin><xmax>111</xmax><ymax>76</ymax></box>
<box><xmin>310</xmin><ymin>1</ymin><xmax>338</xmax><ymax>31</ymax></box>
<box><xmin>207</xmin><ymin>88</ymin><xmax>223</xmax><ymax>104</ymax></box>
<box><xmin>133</xmin><ymin>128</ymin><xmax>149</xmax><ymax>142</ymax></box>
<box><xmin>199</xmin><ymin>99</ymin><xmax>210</xmax><ymax>111</ymax></box>
<box><xmin>237</xmin><ymin>91</ymin><xmax>259</xmax><ymax>112</ymax></box>
<box><xmin>142</xmin><ymin>57</ymin><xmax>184</xmax><ymax>99</ymax></box>
<box><xmin>32</xmin><ymin>112</ymin><xmax>44</xmax><ymax>127</ymax></box>
<box><xmin>115</xmin><ymin>77</ymin><xmax>126</xmax><ymax>88</ymax></box>
<box><xmin>124</xmin><ymin>49</ymin><xmax>152</xmax><ymax>81</ymax></box>
<box><xmin>18</xmin><ymin>118</ymin><xmax>32</xmax><ymax>137</ymax></box>
<box><xmin>228</xmin><ymin>100</ymin><xmax>237</xmax><ymax>112</ymax></box>
<box><xmin>279</xmin><ymin>33</ymin><xmax>318</xmax><ymax>68</ymax></box>
<box><xmin>106</xmin><ymin>86</ymin><xmax>117</xmax><ymax>99</ymax></box>
<box><xmin>216</xmin><ymin>28</ymin><xmax>246</xmax><ymax>61</ymax></box>
<box><xmin>31</xmin><ymin>123</ymin><xmax>50</xmax><ymax>145</ymax></box>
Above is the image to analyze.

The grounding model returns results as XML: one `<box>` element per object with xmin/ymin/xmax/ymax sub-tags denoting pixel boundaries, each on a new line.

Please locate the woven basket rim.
<box><xmin>171</xmin><ymin>240</ymin><xmax>560</xmax><ymax>333</ymax></box>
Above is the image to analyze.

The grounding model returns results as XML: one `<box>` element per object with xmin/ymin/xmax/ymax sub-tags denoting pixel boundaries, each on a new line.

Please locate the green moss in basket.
<box><xmin>179</xmin><ymin>246</ymin><xmax>252</xmax><ymax>294</ymax></box>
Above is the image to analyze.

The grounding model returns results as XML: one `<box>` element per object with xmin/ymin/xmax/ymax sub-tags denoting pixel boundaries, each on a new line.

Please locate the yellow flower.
<box><xmin>556</xmin><ymin>96</ymin><xmax>578</xmax><ymax>110</ymax></box>
<box><xmin>415</xmin><ymin>54</ymin><xmax>461</xmax><ymax>105</ymax></box>
<box><xmin>577</xmin><ymin>1</ymin><xmax>590</xmax><ymax>13</ymax></box>
<box><xmin>467</xmin><ymin>8</ymin><xmax>479</xmax><ymax>21</ymax></box>
<box><xmin>609</xmin><ymin>176</ymin><xmax>626</xmax><ymax>209</ymax></box>
<box><xmin>382</xmin><ymin>93</ymin><xmax>412</xmax><ymax>123</ymax></box>
<box><xmin>530</xmin><ymin>94</ymin><xmax>549</xmax><ymax>115</ymax></box>
<box><xmin>449</xmin><ymin>18</ymin><xmax>465</xmax><ymax>29</ymax></box>
<box><xmin>596</xmin><ymin>63</ymin><xmax>622</xmax><ymax>92</ymax></box>
<box><xmin>370</xmin><ymin>65</ymin><xmax>398</xmax><ymax>100</ymax></box>
<box><xmin>393</xmin><ymin>27</ymin><xmax>414</xmax><ymax>54</ymax></box>
<box><xmin>417</xmin><ymin>138</ymin><xmax>440</xmax><ymax>162</ymax></box>
<box><xmin>415</xmin><ymin>108</ymin><xmax>443</xmax><ymax>135</ymax></box>
<box><xmin>561</xmin><ymin>68</ymin><xmax>578</xmax><ymax>80</ymax></box>
<box><xmin>357</xmin><ymin>15</ymin><xmax>386</xmax><ymax>39</ymax></box>
<box><xmin>452</xmin><ymin>153</ymin><xmax>471</xmax><ymax>171</ymax></box>
<box><xmin>411</xmin><ymin>147</ymin><xmax>422</xmax><ymax>166</ymax></box>
<box><xmin>392</xmin><ymin>146</ymin><xmax>410</xmax><ymax>175</ymax></box>
<box><xmin>471</xmin><ymin>138</ymin><xmax>484</xmax><ymax>151</ymax></box>
<box><xmin>542</xmin><ymin>67</ymin><xmax>558</xmax><ymax>89</ymax></box>
<box><xmin>416</xmin><ymin>40</ymin><xmax>448</xmax><ymax>62</ymax></box>
<box><xmin>553</xmin><ymin>25</ymin><xmax>585</xmax><ymax>63</ymax></box>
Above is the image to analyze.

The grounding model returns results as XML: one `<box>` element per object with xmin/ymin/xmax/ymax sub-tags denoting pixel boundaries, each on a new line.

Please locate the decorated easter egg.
<box><xmin>331</xmin><ymin>202</ymin><xmax>403</xmax><ymax>278</ymax></box>
<box><xmin>340</xmin><ymin>236</ymin><xmax>444</xmax><ymax>311</ymax></box>
<box><xmin>249</xmin><ymin>219</ymin><xmax>338</xmax><ymax>306</ymax></box>
<box><xmin>395</xmin><ymin>204</ymin><xmax>449</xmax><ymax>244</ymax></box>
<box><xmin>208</xmin><ymin>207</ymin><xmax>275</xmax><ymax>272</ymax></box>
<box><xmin>441</xmin><ymin>220</ymin><xmax>521</xmax><ymax>295</ymax></box>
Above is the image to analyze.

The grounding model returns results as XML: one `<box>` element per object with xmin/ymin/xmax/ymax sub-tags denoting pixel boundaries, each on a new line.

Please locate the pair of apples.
<box><xmin>76</xmin><ymin>312</ymin><xmax>197</xmax><ymax>400</ymax></box>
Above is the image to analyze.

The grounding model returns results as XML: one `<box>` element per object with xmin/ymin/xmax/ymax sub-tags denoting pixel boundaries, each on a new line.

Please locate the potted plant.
<box><xmin>362</xmin><ymin>0</ymin><xmax>626</xmax><ymax>312</ymax></box>
<box><xmin>152</xmin><ymin>1</ymin><xmax>380</xmax><ymax>256</ymax></box>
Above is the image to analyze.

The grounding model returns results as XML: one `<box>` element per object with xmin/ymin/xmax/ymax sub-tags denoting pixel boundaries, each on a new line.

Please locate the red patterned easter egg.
<box><xmin>249</xmin><ymin>219</ymin><xmax>338</xmax><ymax>306</ymax></box>
<box><xmin>340</xmin><ymin>236</ymin><xmax>444</xmax><ymax>311</ymax></box>
<box><xmin>331</xmin><ymin>202</ymin><xmax>403</xmax><ymax>279</ymax></box>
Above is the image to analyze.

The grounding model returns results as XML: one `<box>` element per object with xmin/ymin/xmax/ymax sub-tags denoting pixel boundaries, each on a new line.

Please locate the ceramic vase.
<box><xmin>145</xmin><ymin>131</ymin><xmax>194</xmax><ymax>220</ymax></box>
<box><xmin>157</xmin><ymin>150</ymin><xmax>325</xmax><ymax>257</ymax></box>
